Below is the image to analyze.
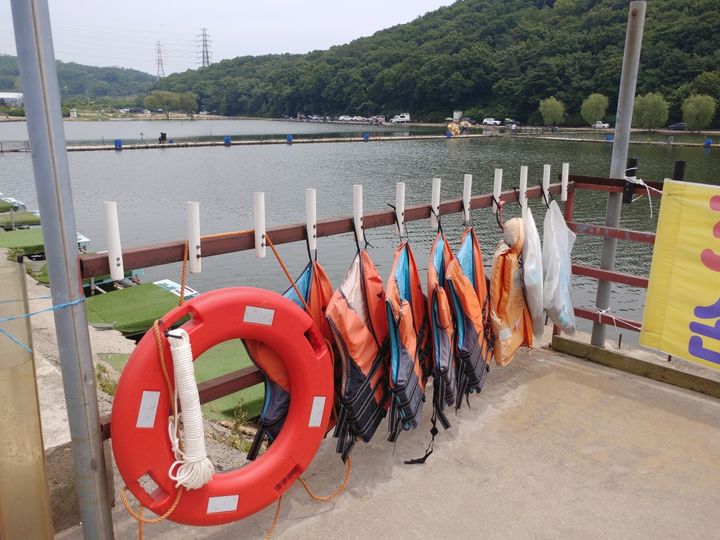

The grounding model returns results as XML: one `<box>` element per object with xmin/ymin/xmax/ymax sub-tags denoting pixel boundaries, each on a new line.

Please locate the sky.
<box><xmin>1</xmin><ymin>1</ymin><xmax>455</xmax><ymax>75</ymax></box>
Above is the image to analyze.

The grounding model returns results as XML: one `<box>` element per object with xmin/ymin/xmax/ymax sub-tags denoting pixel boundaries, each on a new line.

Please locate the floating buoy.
<box><xmin>111</xmin><ymin>287</ymin><xmax>333</xmax><ymax>526</ymax></box>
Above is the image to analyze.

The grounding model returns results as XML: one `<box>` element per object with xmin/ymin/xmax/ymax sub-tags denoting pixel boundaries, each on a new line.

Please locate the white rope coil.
<box><xmin>167</xmin><ymin>329</ymin><xmax>215</xmax><ymax>490</ymax></box>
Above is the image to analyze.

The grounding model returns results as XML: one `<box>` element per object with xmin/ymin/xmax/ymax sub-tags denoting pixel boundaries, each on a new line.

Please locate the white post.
<box><xmin>430</xmin><ymin>177</ymin><xmax>441</xmax><ymax>229</ymax></box>
<box><xmin>543</xmin><ymin>164</ymin><xmax>551</xmax><ymax>196</ymax></box>
<box><xmin>462</xmin><ymin>173</ymin><xmax>472</xmax><ymax>223</ymax></box>
<box><xmin>103</xmin><ymin>201</ymin><xmax>124</xmax><ymax>281</ymax></box>
<box><xmin>519</xmin><ymin>166</ymin><xmax>528</xmax><ymax>208</ymax></box>
<box><xmin>395</xmin><ymin>182</ymin><xmax>406</xmax><ymax>237</ymax></box>
<box><xmin>493</xmin><ymin>169</ymin><xmax>503</xmax><ymax>214</ymax></box>
<box><xmin>187</xmin><ymin>201</ymin><xmax>201</xmax><ymax>274</ymax></box>
<box><xmin>305</xmin><ymin>188</ymin><xmax>317</xmax><ymax>255</ymax></box>
<box><xmin>561</xmin><ymin>162</ymin><xmax>570</xmax><ymax>201</ymax></box>
<box><xmin>352</xmin><ymin>184</ymin><xmax>363</xmax><ymax>245</ymax></box>
<box><xmin>254</xmin><ymin>192</ymin><xmax>266</xmax><ymax>258</ymax></box>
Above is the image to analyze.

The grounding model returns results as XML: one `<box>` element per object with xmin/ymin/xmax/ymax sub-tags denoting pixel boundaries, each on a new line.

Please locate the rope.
<box><xmin>263</xmin><ymin>495</ymin><xmax>283</xmax><ymax>540</ymax></box>
<box><xmin>119</xmin><ymin>486</ymin><xmax>184</xmax><ymax>532</ymax></box>
<box><xmin>596</xmin><ymin>307</ymin><xmax>643</xmax><ymax>332</ymax></box>
<box><xmin>166</xmin><ymin>329</ymin><xmax>215</xmax><ymax>489</ymax></box>
<box><xmin>297</xmin><ymin>457</ymin><xmax>353</xmax><ymax>502</ymax></box>
<box><xmin>265</xmin><ymin>234</ymin><xmax>312</xmax><ymax>314</ymax></box>
<box><xmin>178</xmin><ymin>229</ymin><xmax>253</xmax><ymax>306</ymax></box>
<box><xmin>0</xmin><ymin>298</ymin><xmax>85</xmax><ymax>352</ymax></box>
<box><xmin>625</xmin><ymin>175</ymin><xmax>662</xmax><ymax>219</ymax></box>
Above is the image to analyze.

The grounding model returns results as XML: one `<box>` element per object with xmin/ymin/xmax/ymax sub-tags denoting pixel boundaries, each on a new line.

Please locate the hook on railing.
<box><xmin>430</xmin><ymin>177</ymin><xmax>441</xmax><ymax>231</ymax></box>
<box><xmin>462</xmin><ymin>173</ymin><xmax>472</xmax><ymax>224</ymax></box>
<box><xmin>305</xmin><ymin>188</ymin><xmax>317</xmax><ymax>262</ymax></box>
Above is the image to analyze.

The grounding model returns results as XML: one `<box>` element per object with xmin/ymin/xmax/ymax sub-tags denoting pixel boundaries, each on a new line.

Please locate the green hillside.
<box><xmin>155</xmin><ymin>0</ymin><xmax>720</xmax><ymax>124</ymax></box>
<box><xmin>0</xmin><ymin>54</ymin><xmax>155</xmax><ymax>99</ymax></box>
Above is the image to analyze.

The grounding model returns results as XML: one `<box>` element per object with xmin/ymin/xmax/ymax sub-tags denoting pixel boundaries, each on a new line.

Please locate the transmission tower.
<box><xmin>196</xmin><ymin>28</ymin><xmax>212</xmax><ymax>68</ymax></box>
<box><xmin>155</xmin><ymin>41</ymin><xmax>166</xmax><ymax>80</ymax></box>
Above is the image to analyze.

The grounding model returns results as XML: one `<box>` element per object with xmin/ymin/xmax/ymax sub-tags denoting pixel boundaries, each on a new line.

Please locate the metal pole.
<box><xmin>10</xmin><ymin>1</ymin><xmax>114</xmax><ymax>538</ymax></box>
<box><xmin>591</xmin><ymin>0</ymin><xmax>647</xmax><ymax>347</ymax></box>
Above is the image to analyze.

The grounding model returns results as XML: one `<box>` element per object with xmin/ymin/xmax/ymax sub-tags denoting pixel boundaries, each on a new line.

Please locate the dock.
<box><xmin>57</xmin><ymin>333</ymin><xmax>720</xmax><ymax>539</ymax></box>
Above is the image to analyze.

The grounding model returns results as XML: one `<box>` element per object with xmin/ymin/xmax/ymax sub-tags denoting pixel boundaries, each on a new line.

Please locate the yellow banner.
<box><xmin>640</xmin><ymin>180</ymin><xmax>720</xmax><ymax>370</ymax></box>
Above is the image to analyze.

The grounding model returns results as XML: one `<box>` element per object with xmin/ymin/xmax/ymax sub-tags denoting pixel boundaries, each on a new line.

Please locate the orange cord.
<box><xmin>264</xmin><ymin>233</ymin><xmax>312</xmax><ymax>314</ymax></box>
<box><xmin>298</xmin><ymin>457</ymin><xmax>352</xmax><ymax>502</ymax></box>
<box><xmin>263</xmin><ymin>495</ymin><xmax>283</xmax><ymax>540</ymax></box>
<box><xmin>179</xmin><ymin>229</ymin><xmax>253</xmax><ymax>305</ymax></box>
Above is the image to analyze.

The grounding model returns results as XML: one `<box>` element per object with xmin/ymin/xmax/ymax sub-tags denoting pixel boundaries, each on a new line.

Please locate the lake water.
<box><xmin>1</xmin><ymin>119</ymin><xmax>718</xmax><ymax>340</ymax></box>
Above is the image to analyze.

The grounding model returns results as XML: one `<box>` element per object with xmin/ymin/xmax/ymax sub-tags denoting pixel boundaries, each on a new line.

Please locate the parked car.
<box><xmin>390</xmin><ymin>113</ymin><xmax>411</xmax><ymax>123</ymax></box>
<box><xmin>482</xmin><ymin>118</ymin><xmax>502</xmax><ymax>125</ymax></box>
<box><xmin>338</xmin><ymin>115</ymin><xmax>352</xmax><ymax>122</ymax></box>
<box><xmin>593</xmin><ymin>121</ymin><xmax>610</xmax><ymax>129</ymax></box>
<box><xmin>668</xmin><ymin>122</ymin><xmax>687</xmax><ymax>131</ymax></box>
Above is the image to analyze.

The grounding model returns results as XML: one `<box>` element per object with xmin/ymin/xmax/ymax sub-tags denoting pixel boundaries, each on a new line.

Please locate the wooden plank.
<box><xmin>552</xmin><ymin>335</ymin><xmax>720</xmax><ymax>401</ymax></box>
<box><xmin>571</xmin><ymin>174</ymin><xmax>664</xmax><ymax>194</ymax></box>
<box><xmin>100</xmin><ymin>365</ymin><xmax>263</xmax><ymax>440</ymax></box>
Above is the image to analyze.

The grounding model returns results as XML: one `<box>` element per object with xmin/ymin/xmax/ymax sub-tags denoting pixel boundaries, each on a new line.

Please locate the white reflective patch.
<box><xmin>243</xmin><ymin>306</ymin><xmax>275</xmax><ymax>325</ymax></box>
<box><xmin>207</xmin><ymin>495</ymin><xmax>239</xmax><ymax>514</ymax></box>
<box><xmin>499</xmin><ymin>328</ymin><xmax>512</xmax><ymax>341</ymax></box>
<box><xmin>308</xmin><ymin>396</ymin><xmax>326</xmax><ymax>427</ymax></box>
<box><xmin>136</xmin><ymin>391</ymin><xmax>160</xmax><ymax>428</ymax></box>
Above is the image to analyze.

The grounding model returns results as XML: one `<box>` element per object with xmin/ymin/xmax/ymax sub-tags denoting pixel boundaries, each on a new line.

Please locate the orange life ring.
<box><xmin>111</xmin><ymin>287</ymin><xmax>333</xmax><ymax>526</ymax></box>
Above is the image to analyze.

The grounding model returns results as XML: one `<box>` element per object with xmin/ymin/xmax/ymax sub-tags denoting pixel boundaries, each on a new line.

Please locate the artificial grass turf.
<box><xmin>0</xmin><ymin>227</ymin><xmax>44</xmax><ymax>254</ymax></box>
<box><xmin>0</xmin><ymin>211</ymin><xmax>41</xmax><ymax>228</ymax></box>
<box><xmin>85</xmin><ymin>283</ymin><xmax>185</xmax><ymax>334</ymax></box>
<box><xmin>98</xmin><ymin>339</ymin><xmax>263</xmax><ymax>421</ymax></box>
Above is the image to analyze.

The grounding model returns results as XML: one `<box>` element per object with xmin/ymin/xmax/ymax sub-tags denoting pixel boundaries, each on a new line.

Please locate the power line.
<box><xmin>196</xmin><ymin>28</ymin><xmax>212</xmax><ymax>68</ymax></box>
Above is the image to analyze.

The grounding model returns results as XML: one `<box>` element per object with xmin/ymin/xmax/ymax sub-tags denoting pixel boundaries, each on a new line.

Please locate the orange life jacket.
<box><xmin>490</xmin><ymin>217</ymin><xmax>533</xmax><ymax>366</ymax></box>
<box><xmin>427</xmin><ymin>231</ymin><xmax>456</xmax><ymax>428</ymax></box>
<box><xmin>244</xmin><ymin>260</ymin><xmax>336</xmax><ymax>460</ymax></box>
<box><xmin>326</xmin><ymin>249</ymin><xmax>390</xmax><ymax>461</ymax></box>
<box><xmin>385</xmin><ymin>241</ymin><xmax>431</xmax><ymax>442</ymax></box>
<box><xmin>445</xmin><ymin>227</ymin><xmax>493</xmax><ymax>402</ymax></box>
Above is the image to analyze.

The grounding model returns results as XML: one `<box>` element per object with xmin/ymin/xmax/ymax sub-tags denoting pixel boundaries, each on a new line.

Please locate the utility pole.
<box><xmin>591</xmin><ymin>0</ymin><xmax>647</xmax><ymax>347</ymax></box>
<box><xmin>155</xmin><ymin>40</ymin><xmax>166</xmax><ymax>80</ymax></box>
<box><xmin>196</xmin><ymin>28</ymin><xmax>212</xmax><ymax>68</ymax></box>
<box><xmin>10</xmin><ymin>0</ymin><xmax>114</xmax><ymax>537</ymax></box>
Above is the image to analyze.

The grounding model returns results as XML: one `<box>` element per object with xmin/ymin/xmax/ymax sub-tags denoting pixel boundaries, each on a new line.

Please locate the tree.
<box><xmin>682</xmin><ymin>94</ymin><xmax>716</xmax><ymax>131</ymax></box>
<box><xmin>539</xmin><ymin>96</ymin><xmax>565</xmax><ymax>126</ymax></box>
<box><xmin>633</xmin><ymin>93</ymin><xmax>668</xmax><ymax>130</ymax></box>
<box><xmin>581</xmin><ymin>93</ymin><xmax>609</xmax><ymax>126</ymax></box>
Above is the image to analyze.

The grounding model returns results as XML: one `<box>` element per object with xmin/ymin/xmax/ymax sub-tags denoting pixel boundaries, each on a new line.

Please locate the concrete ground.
<box><xmin>59</xmin><ymin>340</ymin><xmax>720</xmax><ymax>539</ymax></box>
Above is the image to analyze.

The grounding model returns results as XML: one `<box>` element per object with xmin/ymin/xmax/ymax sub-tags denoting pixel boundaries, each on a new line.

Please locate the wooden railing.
<box><xmin>96</xmin><ymin>175</ymin><xmax>663</xmax><ymax>438</ymax></box>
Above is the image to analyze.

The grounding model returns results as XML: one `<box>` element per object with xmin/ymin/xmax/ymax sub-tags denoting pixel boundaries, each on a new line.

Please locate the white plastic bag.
<box><xmin>542</xmin><ymin>200</ymin><xmax>576</xmax><ymax>334</ymax></box>
<box><xmin>521</xmin><ymin>205</ymin><xmax>544</xmax><ymax>339</ymax></box>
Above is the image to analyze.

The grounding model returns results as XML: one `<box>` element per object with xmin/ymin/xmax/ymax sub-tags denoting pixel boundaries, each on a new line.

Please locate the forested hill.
<box><xmin>0</xmin><ymin>55</ymin><xmax>155</xmax><ymax>98</ymax></box>
<box><xmin>155</xmin><ymin>0</ymin><xmax>719</xmax><ymax>124</ymax></box>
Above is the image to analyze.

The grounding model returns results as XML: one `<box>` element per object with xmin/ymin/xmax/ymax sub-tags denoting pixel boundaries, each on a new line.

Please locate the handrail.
<box><xmin>79</xmin><ymin>183</ymin><xmax>563</xmax><ymax>278</ymax></box>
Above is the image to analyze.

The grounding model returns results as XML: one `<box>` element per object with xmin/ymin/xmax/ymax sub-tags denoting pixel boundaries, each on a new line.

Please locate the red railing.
<box><xmin>95</xmin><ymin>175</ymin><xmax>662</xmax><ymax>438</ymax></box>
<box><xmin>563</xmin><ymin>174</ymin><xmax>663</xmax><ymax>332</ymax></box>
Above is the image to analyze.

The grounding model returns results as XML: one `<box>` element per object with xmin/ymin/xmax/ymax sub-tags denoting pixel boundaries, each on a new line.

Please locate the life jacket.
<box><xmin>445</xmin><ymin>227</ymin><xmax>493</xmax><ymax>403</ymax></box>
<box><xmin>427</xmin><ymin>231</ymin><xmax>456</xmax><ymax>428</ymax></box>
<box><xmin>490</xmin><ymin>217</ymin><xmax>533</xmax><ymax>366</ymax></box>
<box><xmin>385</xmin><ymin>241</ymin><xmax>432</xmax><ymax>442</ymax></box>
<box><xmin>244</xmin><ymin>260</ymin><xmax>336</xmax><ymax>460</ymax></box>
<box><xmin>326</xmin><ymin>249</ymin><xmax>390</xmax><ymax>461</ymax></box>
